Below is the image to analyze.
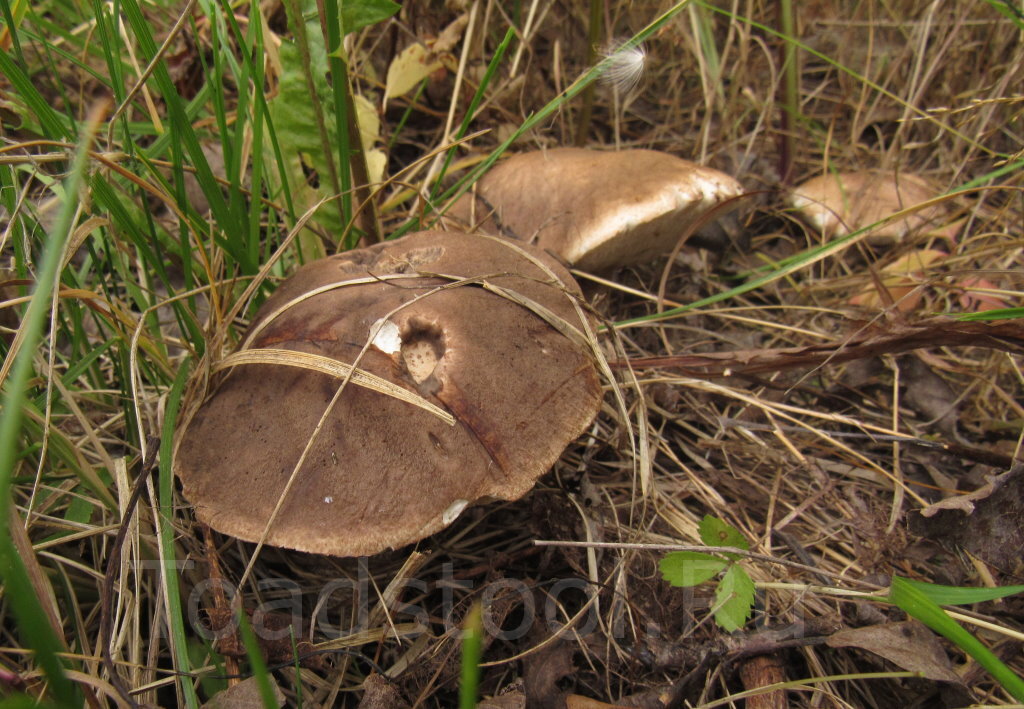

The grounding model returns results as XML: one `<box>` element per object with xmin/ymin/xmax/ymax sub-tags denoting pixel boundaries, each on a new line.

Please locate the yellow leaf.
<box><xmin>880</xmin><ymin>248</ymin><xmax>947</xmax><ymax>275</ymax></box>
<box><xmin>353</xmin><ymin>94</ymin><xmax>380</xmax><ymax>152</ymax></box>
<box><xmin>385</xmin><ymin>43</ymin><xmax>444</xmax><ymax>100</ymax></box>
<box><xmin>364</xmin><ymin>149</ymin><xmax>387</xmax><ymax>185</ymax></box>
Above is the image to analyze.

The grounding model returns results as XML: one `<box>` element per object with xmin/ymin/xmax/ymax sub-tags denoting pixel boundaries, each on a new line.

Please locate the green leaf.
<box><xmin>660</xmin><ymin>552</ymin><xmax>728</xmax><ymax>587</ymax></box>
<box><xmin>0</xmin><ymin>697</ymin><xmax>61</xmax><ymax>709</ymax></box>
<box><xmin>266</xmin><ymin>35</ymin><xmax>344</xmax><ymax>239</ymax></box>
<box><xmin>160</xmin><ymin>364</ymin><xmax>201</xmax><ymax>709</ymax></box>
<box><xmin>889</xmin><ymin>576</ymin><xmax>1024</xmax><ymax>701</ymax></box>
<box><xmin>957</xmin><ymin>306</ymin><xmax>1024</xmax><ymax>322</ymax></box>
<box><xmin>980</xmin><ymin>0</ymin><xmax>1024</xmax><ymax>30</ymax></box>
<box><xmin>896</xmin><ymin>577</ymin><xmax>1024</xmax><ymax>606</ymax></box>
<box><xmin>341</xmin><ymin>0</ymin><xmax>400</xmax><ymax>35</ymax></box>
<box><xmin>698</xmin><ymin>515</ymin><xmax>749</xmax><ymax>553</ymax></box>
<box><xmin>714</xmin><ymin>564</ymin><xmax>755</xmax><ymax>632</ymax></box>
<box><xmin>460</xmin><ymin>602</ymin><xmax>484</xmax><ymax>709</ymax></box>
<box><xmin>237</xmin><ymin>610</ymin><xmax>278</xmax><ymax>708</ymax></box>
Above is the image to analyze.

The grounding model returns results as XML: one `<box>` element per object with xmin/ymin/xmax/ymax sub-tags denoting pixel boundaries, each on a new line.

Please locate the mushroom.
<box><xmin>174</xmin><ymin>230</ymin><xmax>602</xmax><ymax>557</ymax></box>
<box><xmin>789</xmin><ymin>170</ymin><xmax>957</xmax><ymax>245</ymax></box>
<box><xmin>446</xmin><ymin>148</ymin><xmax>744</xmax><ymax>272</ymax></box>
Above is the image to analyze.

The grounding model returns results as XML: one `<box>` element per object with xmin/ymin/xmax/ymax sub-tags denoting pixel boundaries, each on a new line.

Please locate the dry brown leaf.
<box><xmin>850</xmin><ymin>249</ymin><xmax>947</xmax><ymax>311</ymax></box>
<box><xmin>478</xmin><ymin>692</ymin><xmax>527</xmax><ymax>709</ymax></box>
<box><xmin>524</xmin><ymin>641</ymin><xmax>575</xmax><ymax>709</ymax></box>
<box><xmin>619</xmin><ymin>317</ymin><xmax>1024</xmax><ymax>377</ymax></box>
<box><xmin>911</xmin><ymin>467</ymin><xmax>1024</xmax><ymax>572</ymax></box>
<box><xmin>826</xmin><ymin>620</ymin><xmax>962</xmax><ymax>683</ymax></box>
<box><xmin>357</xmin><ymin>673</ymin><xmax>410</xmax><ymax>709</ymax></box>
<box><xmin>956</xmin><ymin>276</ymin><xmax>1011</xmax><ymax>312</ymax></box>
<box><xmin>201</xmin><ymin>675</ymin><xmax>285</xmax><ymax>709</ymax></box>
<box><xmin>918</xmin><ymin>470</ymin><xmax>1013</xmax><ymax>517</ymax></box>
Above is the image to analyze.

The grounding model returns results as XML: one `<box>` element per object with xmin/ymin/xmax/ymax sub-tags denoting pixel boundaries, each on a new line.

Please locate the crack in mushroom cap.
<box><xmin>789</xmin><ymin>171</ymin><xmax>954</xmax><ymax>245</ymax></box>
<box><xmin>174</xmin><ymin>230</ymin><xmax>603</xmax><ymax>557</ymax></box>
<box><xmin>448</xmin><ymin>148</ymin><xmax>743</xmax><ymax>272</ymax></box>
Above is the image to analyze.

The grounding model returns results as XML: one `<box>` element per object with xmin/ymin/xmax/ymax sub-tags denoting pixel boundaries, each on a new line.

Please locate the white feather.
<box><xmin>598</xmin><ymin>40</ymin><xmax>647</xmax><ymax>94</ymax></box>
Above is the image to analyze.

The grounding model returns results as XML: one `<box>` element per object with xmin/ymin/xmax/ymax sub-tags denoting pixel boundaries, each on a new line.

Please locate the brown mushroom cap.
<box><xmin>447</xmin><ymin>148</ymin><xmax>743</xmax><ymax>272</ymax></box>
<box><xmin>790</xmin><ymin>171</ymin><xmax>955</xmax><ymax>245</ymax></box>
<box><xmin>174</xmin><ymin>231</ymin><xmax>602</xmax><ymax>557</ymax></box>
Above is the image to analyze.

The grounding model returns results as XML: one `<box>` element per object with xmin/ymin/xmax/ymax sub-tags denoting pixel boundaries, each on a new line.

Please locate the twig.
<box><xmin>99</xmin><ymin>436</ymin><xmax>160</xmax><ymax>709</ymax></box>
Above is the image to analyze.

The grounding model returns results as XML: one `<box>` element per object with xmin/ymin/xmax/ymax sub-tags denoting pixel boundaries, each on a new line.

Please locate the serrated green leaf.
<box><xmin>714</xmin><ymin>564</ymin><xmax>755</xmax><ymax>632</ymax></box>
<box><xmin>698</xmin><ymin>515</ymin><xmax>749</xmax><ymax>553</ymax></box>
<box><xmin>659</xmin><ymin>552</ymin><xmax>727</xmax><ymax>587</ymax></box>
<box><xmin>341</xmin><ymin>0</ymin><xmax>400</xmax><ymax>35</ymax></box>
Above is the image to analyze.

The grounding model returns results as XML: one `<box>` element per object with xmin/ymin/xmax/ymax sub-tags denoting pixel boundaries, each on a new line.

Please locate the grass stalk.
<box><xmin>778</xmin><ymin>0</ymin><xmax>798</xmax><ymax>184</ymax></box>
<box><xmin>573</xmin><ymin>0</ymin><xmax>603</xmax><ymax>146</ymax></box>
<box><xmin>0</xmin><ymin>101</ymin><xmax>104</xmax><ymax>709</ymax></box>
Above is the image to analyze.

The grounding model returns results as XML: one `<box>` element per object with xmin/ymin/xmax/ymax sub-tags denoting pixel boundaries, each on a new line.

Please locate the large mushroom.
<box><xmin>446</xmin><ymin>147</ymin><xmax>744</xmax><ymax>272</ymax></box>
<box><xmin>789</xmin><ymin>170</ymin><xmax>958</xmax><ymax>245</ymax></box>
<box><xmin>174</xmin><ymin>230</ymin><xmax>603</xmax><ymax>557</ymax></box>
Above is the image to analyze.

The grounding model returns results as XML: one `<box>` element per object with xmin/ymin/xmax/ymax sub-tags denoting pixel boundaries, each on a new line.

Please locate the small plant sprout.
<box><xmin>598</xmin><ymin>40</ymin><xmax>647</xmax><ymax>94</ymax></box>
<box><xmin>659</xmin><ymin>515</ymin><xmax>756</xmax><ymax>632</ymax></box>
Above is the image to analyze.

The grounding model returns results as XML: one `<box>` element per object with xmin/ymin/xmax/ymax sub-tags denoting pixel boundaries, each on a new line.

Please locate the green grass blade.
<box><xmin>428</xmin><ymin>26</ymin><xmax>516</xmax><ymax>203</ymax></box>
<box><xmin>958</xmin><ymin>307</ymin><xmax>1024</xmax><ymax>322</ymax></box>
<box><xmin>237</xmin><ymin>610</ymin><xmax>278</xmax><ymax>708</ymax></box>
<box><xmin>0</xmin><ymin>51</ymin><xmax>73</xmax><ymax>139</ymax></box>
<box><xmin>459</xmin><ymin>601</ymin><xmax>483</xmax><ymax>709</ymax></box>
<box><xmin>322</xmin><ymin>0</ymin><xmax>355</xmax><ymax>240</ymax></box>
<box><xmin>159</xmin><ymin>362</ymin><xmax>201</xmax><ymax>708</ymax></box>
<box><xmin>981</xmin><ymin>0</ymin><xmax>1024</xmax><ymax>29</ymax></box>
<box><xmin>117</xmin><ymin>0</ymin><xmax>251</xmax><ymax>270</ymax></box>
<box><xmin>0</xmin><ymin>100</ymin><xmax>101</xmax><ymax>709</ymax></box>
<box><xmin>612</xmin><ymin>222</ymin><xmax>863</xmax><ymax>327</ymax></box>
<box><xmin>889</xmin><ymin>576</ymin><xmax>1024</xmax><ymax>701</ymax></box>
<box><xmin>894</xmin><ymin>577</ymin><xmax>1024</xmax><ymax>606</ymax></box>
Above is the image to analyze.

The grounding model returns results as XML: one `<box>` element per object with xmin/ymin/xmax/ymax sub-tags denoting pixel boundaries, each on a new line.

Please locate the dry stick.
<box><xmin>201</xmin><ymin>525</ymin><xmax>241</xmax><ymax>684</ymax></box>
<box><xmin>719</xmin><ymin>418</ymin><xmax>1018</xmax><ymax>470</ymax></box>
<box><xmin>338</xmin><ymin>54</ymin><xmax>384</xmax><ymax>245</ymax></box>
<box><xmin>100</xmin><ymin>437</ymin><xmax>161</xmax><ymax>709</ymax></box>
<box><xmin>619</xmin><ymin>316</ymin><xmax>1024</xmax><ymax>377</ymax></box>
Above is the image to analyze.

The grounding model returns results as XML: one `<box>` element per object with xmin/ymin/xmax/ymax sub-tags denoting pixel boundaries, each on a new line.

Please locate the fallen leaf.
<box><xmin>478</xmin><ymin>692</ymin><xmax>526</xmax><ymax>709</ymax></box>
<box><xmin>201</xmin><ymin>675</ymin><xmax>285</xmax><ymax>709</ymax></box>
<box><xmin>386</xmin><ymin>43</ymin><xmax>446</xmax><ymax>99</ymax></box>
<box><xmin>918</xmin><ymin>470</ymin><xmax>1013</xmax><ymax>518</ymax></box>
<box><xmin>900</xmin><ymin>354</ymin><xmax>959</xmax><ymax>437</ymax></box>
<box><xmin>956</xmin><ymin>276</ymin><xmax>1010</xmax><ymax>312</ymax></box>
<box><xmin>524</xmin><ymin>641</ymin><xmax>574</xmax><ymax>709</ymax></box>
<box><xmin>827</xmin><ymin>620</ymin><xmax>963</xmax><ymax>684</ymax></box>
<box><xmin>911</xmin><ymin>466</ymin><xmax>1024</xmax><ymax>572</ymax></box>
<box><xmin>850</xmin><ymin>249</ymin><xmax>947</xmax><ymax>311</ymax></box>
<box><xmin>357</xmin><ymin>673</ymin><xmax>410</xmax><ymax>709</ymax></box>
